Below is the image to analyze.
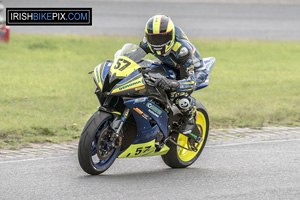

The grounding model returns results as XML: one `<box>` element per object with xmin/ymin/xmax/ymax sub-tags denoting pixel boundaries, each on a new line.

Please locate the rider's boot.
<box><xmin>179</xmin><ymin>106</ymin><xmax>199</xmax><ymax>141</ymax></box>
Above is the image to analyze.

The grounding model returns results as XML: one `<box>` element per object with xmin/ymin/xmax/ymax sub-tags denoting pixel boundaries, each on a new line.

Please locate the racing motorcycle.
<box><xmin>78</xmin><ymin>44</ymin><xmax>215</xmax><ymax>175</ymax></box>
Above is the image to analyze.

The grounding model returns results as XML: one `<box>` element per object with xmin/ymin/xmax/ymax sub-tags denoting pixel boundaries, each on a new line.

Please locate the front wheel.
<box><xmin>78</xmin><ymin>111</ymin><xmax>120</xmax><ymax>175</ymax></box>
<box><xmin>162</xmin><ymin>106</ymin><xmax>209</xmax><ymax>168</ymax></box>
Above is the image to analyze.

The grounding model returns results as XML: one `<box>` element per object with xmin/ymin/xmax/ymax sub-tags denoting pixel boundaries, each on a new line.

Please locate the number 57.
<box><xmin>135</xmin><ymin>146</ymin><xmax>152</xmax><ymax>155</ymax></box>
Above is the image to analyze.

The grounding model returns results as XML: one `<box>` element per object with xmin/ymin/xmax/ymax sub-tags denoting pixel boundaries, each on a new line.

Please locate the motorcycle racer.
<box><xmin>127</xmin><ymin>15</ymin><xmax>209</xmax><ymax>141</ymax></box>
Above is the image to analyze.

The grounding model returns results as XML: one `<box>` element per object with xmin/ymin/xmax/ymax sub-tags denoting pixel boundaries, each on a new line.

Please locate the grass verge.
<box><xmin>0</xmin><ymin>34</ymin><xmax>299</xmax><ymax>149</ymax></box>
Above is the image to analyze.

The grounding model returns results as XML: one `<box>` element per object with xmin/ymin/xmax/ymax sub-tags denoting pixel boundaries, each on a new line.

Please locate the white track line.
<box><xmin>1</xmin><ymin>138</ymin><xmax>300</xmax><ymax>164</ymax></box>
<box><xmin>0</xmin><ymin>155</ymin><xmax>69</xmax><ymax>164</ymax></box>
<box><xmin>206</xmin><ymin>138</ymin><xmax>300</xmax><ymax>148</ymax></box>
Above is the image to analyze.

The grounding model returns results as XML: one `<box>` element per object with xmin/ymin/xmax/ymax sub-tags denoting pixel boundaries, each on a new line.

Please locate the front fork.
<box><xmin>109</xmin><ymin>107</ymin><xmax>130</xmax><ymax>147</ymax></box>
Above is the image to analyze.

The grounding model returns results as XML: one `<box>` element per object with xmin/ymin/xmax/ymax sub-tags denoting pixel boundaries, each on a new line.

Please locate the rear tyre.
<box><xmin>162</xmin><ymin>106</ymin><xmax>209</xmax><ymax>168</ymax></box>
<box><xmin>78</xmin><ymin>111</ymin><xmax>120</xmax><ymax>175</ymax></box>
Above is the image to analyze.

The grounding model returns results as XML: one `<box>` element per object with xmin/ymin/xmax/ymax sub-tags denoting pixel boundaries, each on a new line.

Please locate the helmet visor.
<box><xmin>146</xmin><ymin>31</ymin><xmax>172</xmax><ymax>46</ymax></box>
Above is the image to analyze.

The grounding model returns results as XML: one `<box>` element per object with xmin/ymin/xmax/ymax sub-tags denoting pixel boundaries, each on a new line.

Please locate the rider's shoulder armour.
<box><xmin>171</xmin><ymin>27</ymin><xmax>193</xmax><ymax>65</ymax></box>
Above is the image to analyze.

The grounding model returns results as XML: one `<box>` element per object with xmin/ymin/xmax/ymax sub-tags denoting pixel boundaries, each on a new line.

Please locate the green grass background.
<box><xmin>0</xmin><ymin>34</ymin><xmax>299</xmax><ymax>149</ymax></box>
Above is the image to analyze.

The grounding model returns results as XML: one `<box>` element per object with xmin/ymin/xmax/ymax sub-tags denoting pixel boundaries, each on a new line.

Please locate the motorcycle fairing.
<box><xmin>194</xmin><ymin>57</ymin><xmax>216</xmax><ymax>91</ymax></box>
<box><xmin>110</xmin><ymin>56</ymin><xmax>141</xmax><ymax>78</ymax></box>
<box><xmin>110</xmin><ymin>72</ymin><xmax>145</xmax><ymax>95</ymax></box>
<box><xmin>118</xmin><ymin>97</ymin><xmax>170</xmax><ymax>158</ymax></box>
<box><xmin>93</xmin><ymin>61</ymin><xmax>111</xmax><ymax>91</ymax></box>
<box><xmin>118</xmin><ymin>139</ymin><xmax>170</xmax><ymax>158</ymax></box>
<box><xmin>124</xmin><ymin>97</ymin><xmax>168</xmax><ymax>139</ymax></box>
<box><xmin>94</xmin><ymin>56</ymin><xmax>144</xmax><ymax>94</ymax></box>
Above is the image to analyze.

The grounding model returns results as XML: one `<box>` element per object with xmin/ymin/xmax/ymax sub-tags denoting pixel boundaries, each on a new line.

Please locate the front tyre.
<box><xmin>78</xmin><ymin>111</ymin><xmax>120</xmax><ymax>175</ymax></box>
<box><xmin>162</xmin><ymin>106</ymin><xmax>209</xmax><ymax>168</ymax></box>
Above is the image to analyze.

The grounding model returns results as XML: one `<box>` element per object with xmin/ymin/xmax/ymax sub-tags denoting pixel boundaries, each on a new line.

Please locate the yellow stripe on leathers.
<box><xmin>172</xmin><ymin>42</ymin><xmax>181</xmax><ymax>52</ymax></box>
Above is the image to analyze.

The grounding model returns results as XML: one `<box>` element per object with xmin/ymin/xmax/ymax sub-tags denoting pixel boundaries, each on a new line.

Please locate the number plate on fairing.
<box><xmin>110</xmin><ymin>56</ymin><xmax>141</xmax><ymax>77</ymax></box>
<box><xmin>118</xmin><ymin>139</ymin><xmax>169</xmax><ymax>158</ymax></box>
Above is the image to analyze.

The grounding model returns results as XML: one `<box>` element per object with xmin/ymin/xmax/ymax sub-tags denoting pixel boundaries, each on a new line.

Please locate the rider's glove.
<box><xmin>155</xmin><ymin>77</ymin><xmax>179</xmax><ymax>91</ymax></box>
<box><xmin>144</xmin><ymin>78</ymin><xmax>155</xmax><ymax>87</ymax></box>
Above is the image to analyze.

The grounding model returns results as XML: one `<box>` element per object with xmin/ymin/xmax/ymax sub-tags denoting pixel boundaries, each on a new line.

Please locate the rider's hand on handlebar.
<box><xmin>155</xmin><ymin>78</ymin><xmax>171</xmax><ymax>91</ymax></box>
<box><xmin>143</xmin><ymin>72</ymin><xmax>179</xmax><ymax>91</ymax></box>
<box><xmin>143</xmin><ymin>74</ymin><xmax>156</xmax><ymax>87</ymax></box>
<box><xmin>155</xmin><ymin>77</ymin><xmax>179</xmax><ymax>91</ymax></box>
<box><xmin>144</xmin><ymin>78</ymin><xmax>156</xmax><ymax>87</ymax></box>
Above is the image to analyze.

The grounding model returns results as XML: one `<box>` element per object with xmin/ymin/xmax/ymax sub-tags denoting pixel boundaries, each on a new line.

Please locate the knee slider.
<box><xmin>176</xmin><ymin>97</ymin><xmax>191</xmax><ymax>110</ymax></box>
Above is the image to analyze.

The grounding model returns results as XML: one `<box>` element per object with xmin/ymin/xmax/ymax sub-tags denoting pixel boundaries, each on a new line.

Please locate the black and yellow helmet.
<box><xmin>145</xmin><ymin>15</ymin><xmax>175</xmax><ymax>56</ymax></box>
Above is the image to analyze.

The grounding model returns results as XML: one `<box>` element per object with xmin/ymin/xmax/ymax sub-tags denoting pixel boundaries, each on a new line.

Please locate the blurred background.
<box><xmin>2</xmin><ymin>0</ymin><xmax>300</xmax><ymax>39</ymax></box>
<box><xmin>0</xmin><ymin>0</ymin><xmax>299</xmax><ymax>149</ymax></box>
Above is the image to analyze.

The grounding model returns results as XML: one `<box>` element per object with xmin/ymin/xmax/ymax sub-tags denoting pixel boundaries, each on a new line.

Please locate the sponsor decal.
<box><xmin>134</xmin><ymin>97</ymin><xmax>147</xmax><ymax>103</ymax></box>
<box><xmin>138</xmin><ymin>88</ymin><xmax>147</xmax><ymax>94</ymax></box>
<box><xmin>153</xmin><ymin>47</ymin><xmax>162</xmax><ymax>51</ymax></box>
<box><xmin>180</xmin><ymin>84</ymin><xmax>192</xmax><ymax>89</ymax></box>
<box><xmin>170</xmin><ymin>92</ymin><xmax>187</xmax><ymax>100</ymax></box>
<box><xmin>135</xmin><ymin>86</ymin><xmax>145</xmax><ymax>91</ymax></box>
<box><xmin>146</xmin><ymin>102</ymin><xmax>162</xmax><ymax>117</ymax></box>
<box><xmin>124</xmin><ymin>109</ymin><xmax>130</xmax><ymax>119</ymax></box>
<box><xmin>148</xmin><ymin>109</ymin><xmax>159</xmax><ymax>118</ymax></box>
<box><xmin>119</xmin><ymin>80</ymin><xmax>141</xmax><ymax>91</ymax></box>
<box><xmin>133</xmin><ymin>107</ymin><xmax>149</xmax><ymax>120</ymax></box>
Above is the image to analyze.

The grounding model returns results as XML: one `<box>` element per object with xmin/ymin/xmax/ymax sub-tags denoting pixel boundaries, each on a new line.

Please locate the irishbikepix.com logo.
<box><xmin>6</xmin><ymin>8</ymin><xmax>92</xmax><ymax>26</ymax></box>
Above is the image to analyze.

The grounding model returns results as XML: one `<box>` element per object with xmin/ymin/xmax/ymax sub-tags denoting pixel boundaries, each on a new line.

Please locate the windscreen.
<box><xmin>114</xmin><ymin>43</ymin><xmax>139</xmax><ymax>59</ymax></box>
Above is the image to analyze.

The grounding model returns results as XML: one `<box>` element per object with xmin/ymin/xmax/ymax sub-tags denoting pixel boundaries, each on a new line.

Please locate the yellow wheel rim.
<box><xmin>177</xmin><ymin>110</ymin><xmax>207</xmax><ymax>162</ymax></box>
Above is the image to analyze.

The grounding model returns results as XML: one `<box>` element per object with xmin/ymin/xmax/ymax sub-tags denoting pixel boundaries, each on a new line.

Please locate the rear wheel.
<box><xmin>78</xmin><ymin>111</ymin><xmax>120</xmax><ymax>175</ymax></box>
<box><xmin>162</xmin><ymin>107</ymin><xmax>209</xmax><ymax>168</ymax></box>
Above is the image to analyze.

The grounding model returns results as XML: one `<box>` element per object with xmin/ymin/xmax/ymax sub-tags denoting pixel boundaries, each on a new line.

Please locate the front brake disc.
<box><xmin>97</xmin><ymin>127</ymin><xmax>114</xmax><ymax>160</ymax></box>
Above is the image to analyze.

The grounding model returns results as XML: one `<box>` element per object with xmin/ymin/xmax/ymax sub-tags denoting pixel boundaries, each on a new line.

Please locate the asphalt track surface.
<box><xmin>4</xmin><ymin>0</ymin><xmax>300</xmax><ymax>40</ymax></box>
<box><xmin>1</xmin><ymin>138</ymin><xmax>300</xmax><ymax>199</ymax></box>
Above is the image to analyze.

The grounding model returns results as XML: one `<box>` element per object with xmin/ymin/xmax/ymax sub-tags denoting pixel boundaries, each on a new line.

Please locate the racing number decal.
<box><xmin>135</xmin><ymin>147</ymin><xmax>143</xmax><ymax>155</ymax></box>
<box><xmin>135</xmin><ymin>146</ymin><xmax>151</xmax><ymax>155</ymax></box>
<box><xmin>126</xmin><ymin>146</ymin><xmax>152</xmax><ymax>157</ymax></box>
<box><xmin>114</xmin><ymin>58</ymin><xmax>131</xmax><ymax>71</ymax></box>
<box><xmin>110</xmin><ymin>56</ymin><xmax>141</xmax><ymax>78</ymax></box>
